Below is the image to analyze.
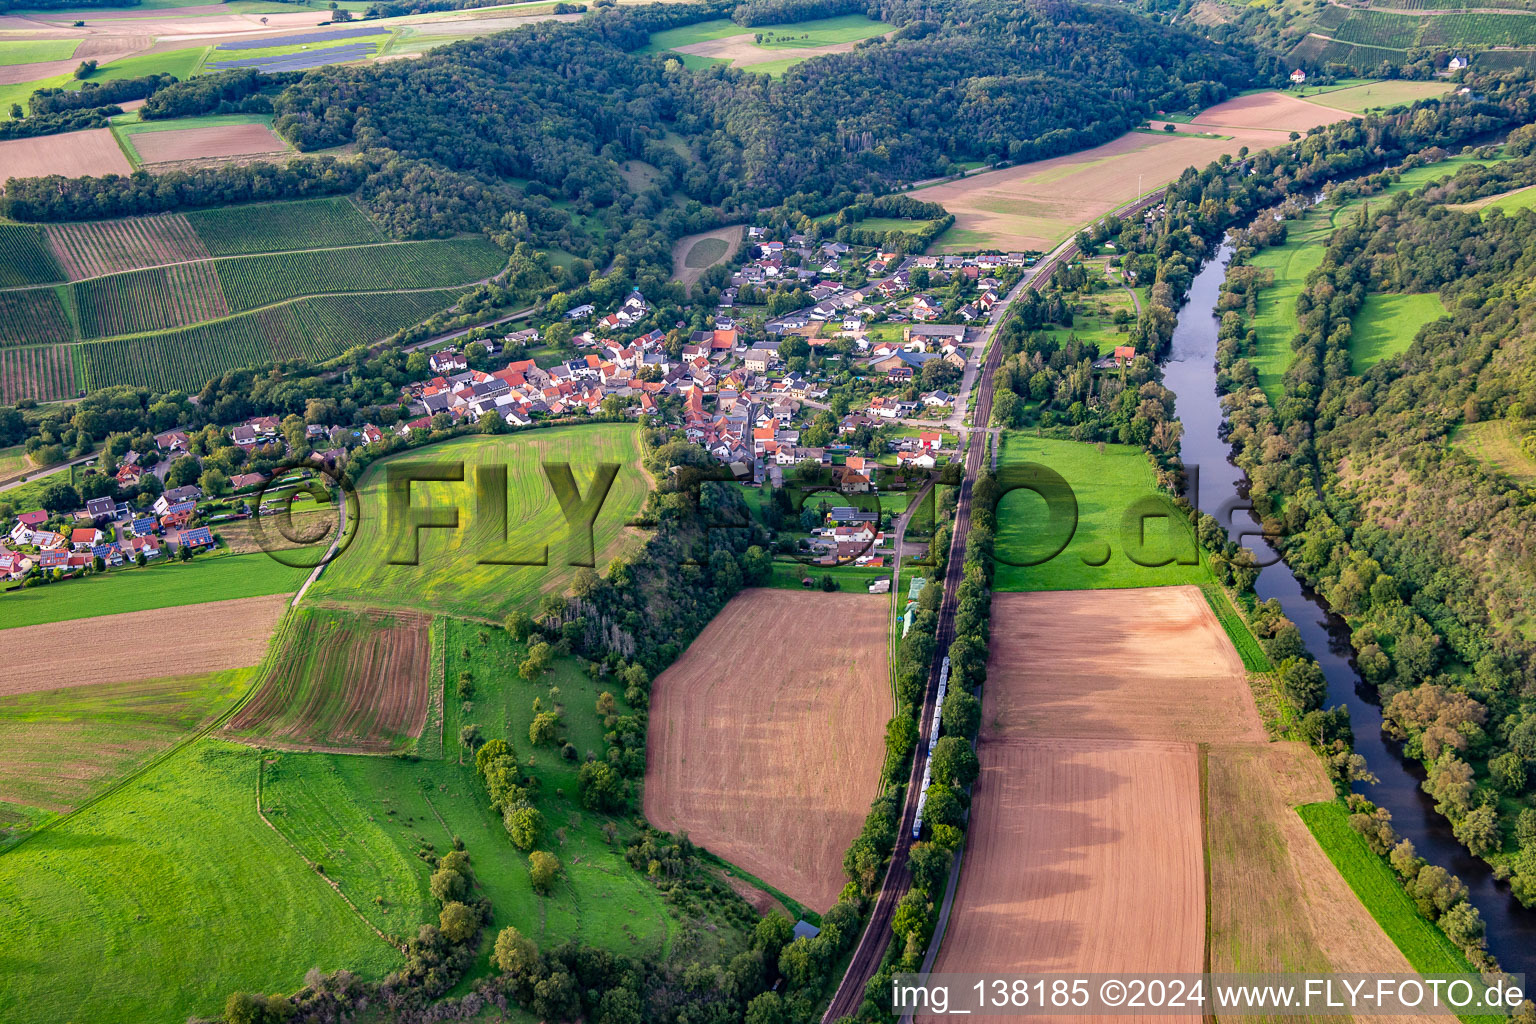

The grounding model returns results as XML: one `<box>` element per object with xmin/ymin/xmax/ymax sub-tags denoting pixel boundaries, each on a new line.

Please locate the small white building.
<box><xmin>1290</xmin><ymin>68</ymin><xmax>1307</xmax><ymax>84</ymax></box>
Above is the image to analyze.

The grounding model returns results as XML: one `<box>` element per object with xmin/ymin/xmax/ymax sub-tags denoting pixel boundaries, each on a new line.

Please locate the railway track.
<box><xmin>820</xmin><ymin>187</ymin><xmax>1167</xmax><ymax>1023</ymax></box>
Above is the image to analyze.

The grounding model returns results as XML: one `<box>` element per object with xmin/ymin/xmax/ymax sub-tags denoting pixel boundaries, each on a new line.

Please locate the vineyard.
<box><xmin>0</xmin><ymin>290</ymin><xmax>72</xmax><ymax>347</ymax></box>
<box><xmin>1421</xmin><ymin>12</ymin><xmax>1536</xmax><ymax>45</ymax></box>
<box><xmin>44</xmin><ymin>214</ymin><xmax>210</xmax><ymax>281</ymax></box>
<box><xmin>0</xmin><ymin>225</ymin><xmax>64</xmax><ymax>289</ymax></box>
<box><xmin>215</xmin><ymin>238</ymin><xmax>505</xmax><ymax>312</ymax></box>
<box><xmin>1329</xmin><ymin>9</ymin><xmax>1423</xmax><ymax>49</ymax></box>
<box><xmin>1371</xmin><ymin>0</ymin><xmax>1536</xmax><ymax>10</ymax></box>
<box><xmin>185</xmin><ymin>197</ymin><xmax>384</xmax><ymax>256</ymax></box>
<box><xmin>75</xmin><ymin>289</ymin><xmax>465</xmax><ymax>394</ymax></box>
<box><xmin>1315</xmin><ymin>5</ymin><xmax>1536</xmax><ymax>49</ymax></box>
<box><xmin>0</xmin><ymin>346</ymin><xmax>76</xmax><ymax>404</ymax></box>
<box><xmin>74</xmin><ymin>262</ymin><xmax>229</xmax><ymax>339</ymax></box>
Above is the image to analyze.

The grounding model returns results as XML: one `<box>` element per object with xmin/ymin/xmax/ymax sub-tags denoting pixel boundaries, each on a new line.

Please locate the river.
<box><xmin>1160</xmin><ymin>243</ymin><xmax>1536</xmax><ymax>978</ymax></box>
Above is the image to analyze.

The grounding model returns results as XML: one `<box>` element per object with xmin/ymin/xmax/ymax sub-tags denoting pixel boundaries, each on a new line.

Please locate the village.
<box><xmin>0</xmin><ymin>227</ymin><xmax>1032</xmax><ymax>591</ymax></box>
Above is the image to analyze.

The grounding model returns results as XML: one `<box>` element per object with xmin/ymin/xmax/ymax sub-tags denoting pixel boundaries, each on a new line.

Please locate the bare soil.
<box><xmin>0</xmin><ymin>594</ymin><xmax>289</xmax><ymax>696</ymax></box>
<box><xmin>226</xmin><ymin>607</ymin><xmax>431</xmax><ymax>753</ymax></box>
<box><xmin>0</xmin><ymin>128</ymin><xmax>129</xmax><ymax>182</ymax></box>
<box><xmin>672</xmin><ymin>223</ymin><xmax>745</xmax><ymax>292</ymax></box>
<box><xmin>132</xmin><ymin>123</ymin><xmax>288</xmax><ymax>164</ymax></box>
<box><xmin>1187</xmin><ymin>91</ymin><xmax>1352</xmax><ymax>133</ymax></box>
<box><xmin>644</xmin><ymin>588</ymin><xmax>890</xmax><ymax>911</ymax></box>
<box><xmin>984</xmin><ymin>587</ymin><xmax>1264</xmax><ymax>744</ymax></box>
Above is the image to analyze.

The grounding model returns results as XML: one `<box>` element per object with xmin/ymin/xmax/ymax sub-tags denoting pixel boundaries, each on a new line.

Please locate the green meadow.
<box><xmin>1349</xmin><ymin>291</ymin><xmax>1445</xmax><ymax>373</ymax></box>
<box><xmin>992</xmin><ymin>433</ymin><xmax>1207</xmax><ymax>592</ymax></box>
<box><xmin>0</xmin><ymin>40</ymin><xmax>79</xmax><ymax>66</ymax></box>
<box><xmin>259</xmin><ymin>616</ymin><xmax>737</xmax><ymax>975</ymax></box>
<box><xmin>1297</xmin><ymin>801</ymin><xmax>1499</xmax><ymax>1024</ymax></box>
<box><xmin>307</xmin><ymin>424</ymin><xmax>650</xmax><ymax>621</ymax></box>
<box><xmin>0</xmin><ymin>738</ymin><xmax>399</xmax><ymax>1024</ymax></box>
<box><xmin>0</xmin><ymin>669</ymin><xmax>249</xmax><ymax>834</ymax></box>
<box><xmin>1246</xmin><ymin>154</ymin><xmax>1505</xmax><ymax>403</ymax></box>
<box><xmin>0</xmin><ymin>553</ymin><xmax>311</xmax><ymax>630</ymax></box>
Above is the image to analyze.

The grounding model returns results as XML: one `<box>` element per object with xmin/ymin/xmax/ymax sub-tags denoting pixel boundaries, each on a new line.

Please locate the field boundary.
<box><xmin>418</xmin><ymin>615</ymin><xmax>446</xmax><ymax>760</ymax></box>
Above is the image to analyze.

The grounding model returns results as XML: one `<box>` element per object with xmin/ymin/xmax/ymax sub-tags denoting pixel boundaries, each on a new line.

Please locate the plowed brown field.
<box><xmin>0</xmin><ymin>594</ymin><xmax>288</xmax><ymax>696</ymax></box>
<box><xmin>644</xmin><ymin>588</ymin><xmax>890</xmax><ymax>911</ymax></box>
<box><xmin>0</xmin><ymin>128</ymin><xmax>129</xmax><ymax>182</ymax></box>
<box><xmin>132</xmin><ymin>123</ymin><xmax>287</xmax><ymax>164</ymax></box>
<box><xmin>226</xmin><ymin>605</ymin><xmax>431</xmax><ymax>753</ymax></box>
<box><xmin>928</xmin><ymin>586</ymin><xmax>1410</xmax><ymax>1021</ymax></box>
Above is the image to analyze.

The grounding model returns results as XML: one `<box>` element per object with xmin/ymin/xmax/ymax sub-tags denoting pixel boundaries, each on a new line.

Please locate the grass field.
<box><xmin>90</xmin><ymin>46</ymin><xmax>208</xmax><ymax>83</ymax></box>
<box><xmin>1309</xmin><ymin>79</ymin><xmax>1448</xmax><ymax>113</ymax></box>
<box><xmin>227</xmin><ymin>606</ymin><xmax>432</xmax><ymax>753</ymax></box>
<box><xmin>1246</xmin><ymin>154</ymin><xmax>1502</xmax><ymax>401</ymax></box>
<box><xmin>0</xmin><ymin>738</ymin><xmax>400</xmax><ymax>1024</ymax></box>
<box><xmin>0</xmin><ymin>553</ymin><xmax>310</xmax><ymax>630</ymax></box>
<box><xmin>1451</xmin><ymin>418</ymin><xmax>1536</xmax><ymax>485</ymax></box>
<box><xmin>752</xmin><ymin>14</ymin><xmax>890</xmax><ymax>47</ymax></box>
<box><xmin>1349</xmin><ymin>291</ymin><xmax>1445</xmax><ymax>373</ymax></box>
<box><xmin>0</xmin><ymin>669</ymin><xmax>247</xmax><ymax>834</ymax></box>
<box><xmin>0</xmin><ymin>40</ymin><xmax>80</xmax><ymax>66</ymax></box>
<box><xmin>1200</xmin><ymin>583</ymin><xmax>1273</xmax><ymax>672</ymax></box>
<box><xmin>308</xmin><ymin>425</ymin><xmax>650</xmax><ymax>621</ymax></box>
<box><xmin>1456</xmin><ymin>184</ymin><xmax>1536</xmax><ymax>218</ymax></box>
<box><xmin>1297</xmin><ymin>802</ymin><xmax>1498</xmax><ymax>996</ymax></box>
<box><xmin>992</xmin><ymin>433</ymin><xmax>1208</xmax><ymax>592</ymax></box>
<box><xmin>639</xmin><ymin>13</ymin><xmax>887</xmax><ymax>73</ymax></box>
<box><xmin>260</xmin><ymin>616</ymin><xmax>692</xmax><ymax>965</ymax></box>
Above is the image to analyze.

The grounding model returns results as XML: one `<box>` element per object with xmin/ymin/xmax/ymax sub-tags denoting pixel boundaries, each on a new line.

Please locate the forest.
<box><xmin>1216</xmin><ymin>146</ymin><xmax>1536</xmax><ymax>907</ymax></box>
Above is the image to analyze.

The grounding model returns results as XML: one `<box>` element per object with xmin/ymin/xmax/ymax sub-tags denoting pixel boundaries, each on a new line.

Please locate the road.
<box><xmin>0</xmin><ymin>453</ymin><xmax>94</xmax><ymax>495</ymax></box>
<box><xmin>820</xmin><ymin>186</ymin><xmax>1167</xmax><ymax>1023</ymax></box>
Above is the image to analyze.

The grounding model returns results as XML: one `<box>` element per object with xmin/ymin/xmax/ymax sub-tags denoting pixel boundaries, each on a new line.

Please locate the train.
<box><xmin>911</xmin><ymin>655</ymin><xmax>951</xmax><ymax>840</ymax></box>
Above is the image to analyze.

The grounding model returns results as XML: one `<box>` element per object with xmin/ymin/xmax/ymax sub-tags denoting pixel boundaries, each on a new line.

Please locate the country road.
<box><xmin>820</xmin><ymin>186</ymin><xmax>1168</xmax><ymax>1023</ymax></box>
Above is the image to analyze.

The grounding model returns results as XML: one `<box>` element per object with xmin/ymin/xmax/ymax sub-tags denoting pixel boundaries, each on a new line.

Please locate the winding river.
<box><xmin>1160</xmin><ymin>243</ymin><xmax>1536</xmax><ymax>978</ymax></box>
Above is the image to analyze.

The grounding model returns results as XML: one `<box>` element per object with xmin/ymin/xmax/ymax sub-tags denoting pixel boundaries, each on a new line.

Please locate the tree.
<box><xmin>493</xmin><ymin>925</ymin><xmax>540</xmax><ymax>976</ymax></box>
<box><xmin>520</xmin><ymin>641</ymin><xmax>553</xmax><ymax>680</ymax></box>
<box><xmin>439</xmin><ymin>900</ymin><xmax>479</xmax><ymax>943</ymax></box>
<box><xmin>744</xmin><ymin>991</ymin><xmax>789</xmax><ymax>1024</ymax></box>
<box><xmin>595</xmin><ymin>690</ymin><xmax>617</xmax><ymax>717</ymax></box>
<box><xmin>942</xmin><ymin>689</ymin><xmax>981</xmax><ymax>738</ymax></box>
<box><xmin>1278</xmin><ymin>657</ymin><xmax>1327</xmax><ymax>712</ymax></box>
<box><xmin>908</xmin><ymin>841</ymin><xmax>952</xmax><ymax>895</ymax></box>
<box><xmin>929</xmin><ymin>735</ymin><xmax>979</xmax><ymax>788</ymax></box>
<box><xmin>891</xmin><ymin>887</ymin><xmax>929</xmax><ymax>941</ymax></box>
<box><xmin>430</xmin><ymin>866</ymin><xmax>466</xmax><ymax>903</ymax></box>
<box><xmin>529</xmin><ymin>850</ymin><xmax>560</xmax><ymax>894</ymax></box>
<box><xmin>458</xmin><ymin>723</ymin><xmax>483</xmax><ymax>762</ymax></box>
<box><xmin>753</xmin><ymin>912</ymin><xmax>794</xmax><ymax>961</ymax></box>
<box><xmin>506</xmin><ymin>805</ymin><xmax>543</xmax><ymax>850</ymax></box>
<box><xmin>475</xmin><ymin>737</ymin><xmax>511</xmax><ymax>778</ymax></box>
<box><xmin>1453</xmin><ymin>804</ymin><xmax>1502</xmax><ymax>857</ymax></box>
<box><xmin>39</xmin><ymin>482</ymin><xmax>80</xmax><ymax>512</ymax></box>
<box><xmin>578</xmin><ymin>760</ymin><xmax>625</xmax><ymax>811</ymax></box>
<box><xmin>1425</xmin><ymin>753</ymin><xmax>1476</xmax><ymax>818</ymax></box>
<box><xmin>921</xmin><ymin>783</ymin><xmax>963</xmax><ymax>829</ymax></box>
<box><xmin>505</xmin><ymin>609</ymin><xmax>533</xmax><ymax>641</ymax></box>
<box><xmin>1490</xmin><ymin>751</ymin><xmax>1527</xmax><ymax>795</ymax></box>
<box><xmin>165</xmin><ymin>454</ymin><xmax>200</xmax><ymax>488</ymax></box>
<box><xmin>529</xmin><ymin>710</ymin><xmax>560</xmax><ymax>746</ymax></box>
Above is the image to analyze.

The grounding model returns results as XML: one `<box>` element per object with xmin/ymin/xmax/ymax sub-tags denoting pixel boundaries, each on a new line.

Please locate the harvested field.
<box><xmin>931</xmin><ymin>586</ymin><xmax>1416</xmax><ymax>1018</ymax></box>
<box><xmin>1207</xmin><ymin>742</ymin><xmax>1418</xmax><ymax>990</ymax></box>
<box><xmin>0</xmin><ymin>594</ymin><xmax>289</xmax><ymax>697</ymax></box>
<box><xmin>927</xmin><ymin>737</ymin><xmax>1205</xmax><ymax>1015</ymax></box>
<box><xmin>674</xmin><ymin>32</ymin><xmax>870</xmax><ymax>66</ymax></box>
<box><xmin>923</xmin><ymin>91</ymin><xmax>1352</xmax><ymax>253</ymax></box>
<box><xmin>645</xmin><ymin>589</ymin><xmax>890</xmax><ymax>911</ymax></box>
<box><xmin>225</xmin><ymin>606</ymin><xmax>432</xmax><ymax>754</ymax></box>
<box><xmin>131</xmin><ymin>122</ymin><xmax>288</xmax><ymax>164</ymax></box>
<box><xmin>0</xmin><ymin>127</ymin><xmax>129</xmax><ymax>181</ymax></box>
<box><xmin>672</xmin><ymin>224</ymin><xmax>744</xmax><ymax>291</ymax></box>
<box><xmin>45</xmin><ymin>213</ymin><xmax>210</xmax><ymax>280</ymax></box>
<box><xmin>984</xmin><ymin>587</ymin><xmax>1262</xmax><ymax>743</ymax></box>
<box><xmin>1185</xmin><ymin>91</ymin><xmax>1349</xmax><ymax>133</ymax></box>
